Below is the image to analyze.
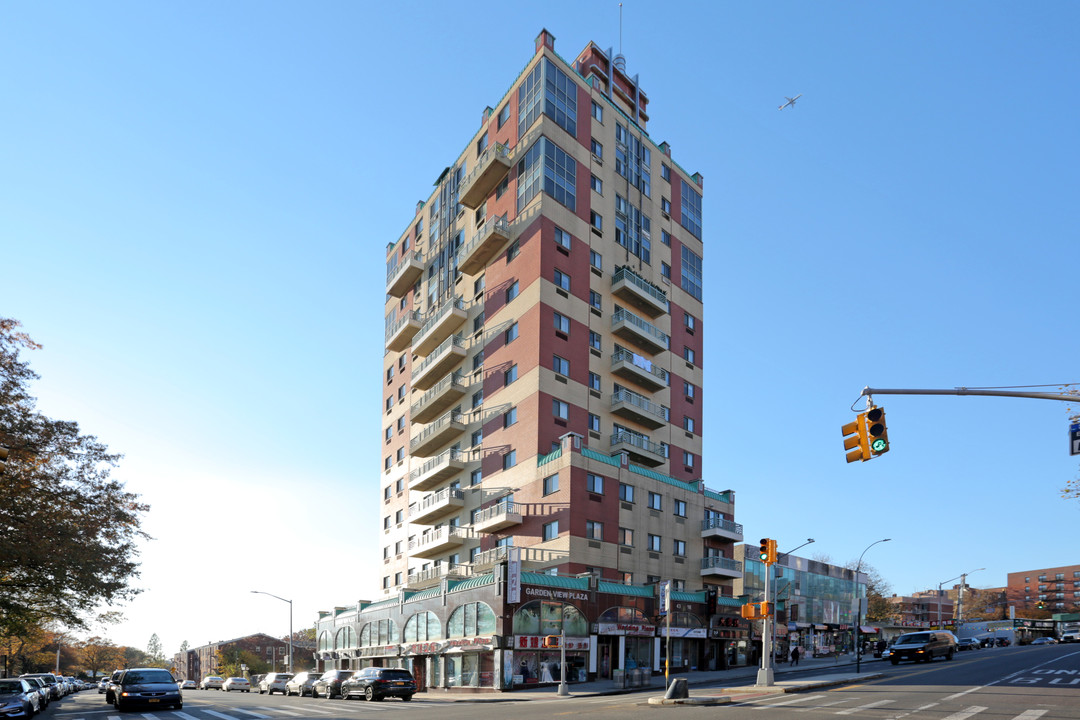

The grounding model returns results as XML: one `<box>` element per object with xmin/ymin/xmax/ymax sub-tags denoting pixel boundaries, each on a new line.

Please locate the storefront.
<box><xmin>596</xmin><ymin>608</ymin><xmax>656</xmax><ymax>679</ymax></box>
<box><xmin>658</xmin><ymin>611</ymin><xmax>706</xmax><ymax>672</ymax></box>
<box><xmin>512</xmin><ymin>594</ymin><xmax>590</xmax><ymax>685</ymax></box>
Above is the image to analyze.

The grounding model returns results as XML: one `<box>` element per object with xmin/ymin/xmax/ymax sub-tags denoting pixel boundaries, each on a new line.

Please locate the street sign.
<box><xmin>1070</xmin><ymin>423</ymin><xmax>1080</xmax><ymax>456</ymax></box>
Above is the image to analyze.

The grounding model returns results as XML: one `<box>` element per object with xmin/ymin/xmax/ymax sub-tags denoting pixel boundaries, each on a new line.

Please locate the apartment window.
<box><xmin>554</xmin><ymin>269</ymin><xmax>571</xmax><ymax>291</ymax></box>
<box><xmin>383</xmin><ymin>485</ymin><xmax>391</xmax><ymax>500</ymax></box>
<box><xmin>383</xmin><ymin>515</ymin><xmax>391</xmax><ymax>530</ymax></box>
<box><xmin>588</xmin><ymin>413</ymin><xmax>600</xmax><ymax>432</ymax></box>
<box><xmin>591</xmin><ymin>100</ymin><xmax>603</xmax><ymax>122</ymax></box>
<box><xmin>683</xmin><ymin>416</ymin><xmax>695</xmax><ymax>433</ymax></box>
<box><xmin>502</xmin><ymin>450</ymin><xmax>517</xmax><ymax>470</ymax></box>
<box><xmin>681</xmin><ymin>246</ymin><xmax>704</xmax><ymax>301</ymax></box>
<box><xmin>543</xmin><ymin>473</ymin><xmax>559</xmax><ymax>495</ymax></box>
<box><xmin>398</xmin><ymin>354</ymin><xmax>406</xmax><ymax>370</ymax></box>
<box><xmin>590</xmin><ymin>250</ymin><xmax>602</xmax><ymax>270</ymax></box>
<box><xmin>648</xmin><ymin>491</ymin><xmax>662</xmax><ymax>510</ymax></box>
<box><xmin>590</xmin><ymin>210</ymin><xmax>603</xmax><ymax>231</ymax></box>
<box><xmin>591</xmin><ymin>138</ymin><xmax>603</xmax><ymax>158</ymax></box>
<box><xmin>498</xmin><ymin>103</ymin><xmax>510</xmax><ymax>128</ymax></box>
<box><xmin>587</xmin><ymin>473</ymin><xmax>604</xmax><ymax>494</ymax></box>
<box><xmin>662</xmin><ymin>229</ymin><xmax>671</xmax><ymax>246</ymax></box>
<box><xmin>673</xmin><ymin>539</ymin><xmax>686</xmax><ymax>556</ymax></box>
<box><xmin>505</xmin><ymin>364</ymin><xmax>518</xmax><ymax>385</ymax></box>
<box><xmin>507</xmin><ymin>239</ymin><xmax>520</xmax><ymax>261</ymax></box>
<box><xmin>588</xmin><ymin>372</ymin><xmax>601</xmax><ymax>391</ymax></box>
<box><xmin>542</xmin><ymin>520</ymin><xmax>559</xmax><ymax>541</ymax></box>
<box><xmin>589</xmin><ymin>290</ymin><xmax>602</xmax><ymax>310</ymax></box>
<box><xmin>472</xmin><ymin>351</ymin><xmax>484</xmax><ymax>372</ymax></box>
<box><xmin>504</xmin><ymin>407</ymin><xmax>517</xmax><ymax>428</ymax></box>
<box><xmin>619</xmin><ymin>527</ymin><xmax>633</xmax><ymax>546</ymax></box>
<box><xmin>470</xmin><ymin>468</ymin><xmax>482</xmax><ymax>485</ymax></box>
<box><xmin>385</xmin><ymin>396</ymin><xmax>393</xmax><ymax>412</ymax></box>
<box><xmin>398</xmin><ymin>385</ymin><xmax>405</xmax><ymax>401</ymax></box>
<box><xmin>586</xmin><ymin>331</ymin><xmax>600</xmax><ymax>351</ymax></box>
<box><xmin>684</xmin><ymin>381</ymin><xmax>695</xmax><ymax>398</ymax></box>
<box><xmin>395</xmin><ymin>509</ymin><xmax>403</xmax><ymax>524</ymax></box>
<box><xmin>661</xmin><ymin>197</ymin><xmax>672</xmax><ymax>215</ymax></box>
<box><xmin>662</xmin><ymin>163</ymin><xmax>671</xmax><ymax>181</ymax></box>
<box><xmin>476</xmin><ymin>133</ymin><xmax>488</xmax><ymax>154</ymax></box>
<box><xmin>619</xmin><ymin>483</ymin><xmax>635</xmax><ymax>502</ymax></box>
<box><xmin>554</xmin><ymin>312</ymin><xmax>570</xmax><ymax>334</ymax></box>
<box><xmin>505</xmin><ymin>322</ymin><xmax>519</xmax><ymax>344</ymax></box>
<box><xmin>590</xmin><ymin>174</ymin><xmax>603</xmax><ymax>193</ymax></box>
<box><xmin>384</xmin><ymin>426</ymin><xmax>392</xmax><ymax>442</ymax></box>
<box><xmin>472</xmin><ymin>390</ymin><xmax>484</xmax><ymax>409</ymax></box>
<box><xmin>553</xmin><ymin>355</ymin><xmax>569</xmax><ymax>375</ymax></box>
<box><xmin>517</xmin><ymin>136</ymin><xmax>577</xmax><ymax>212</ymax></box>
<box><xmin>674</xmin><ymin>499</ymin><xmax>687</xmax><ymax>517</ymax></box>
<box><xmin>554</xmin><ymin>226</ymin><xmax>572</xmax><ymax>249</ymax></box>
<box><xmin>386</xmin><ymin>366</ymin><xmax>394</xmax><ymax>383</ymax></box>
<box><xmin>382</xmin><ymin>576</ymin><xmax>391</xmax><ymax>589</ymax></box>
<box><xmin>662</xmin><ymin>262</ymin><xmax>671</xmax><ymax>280</ymax></box>
<box><xmin>553</xmin><ymin>399</ymin><xmax>569</xmax><ymax>420</ymax></box>
<box><xmin>683</xmin><ymin>451</ymin><xmax>695</xmax><ymax>468</ymax></box>
<box><xmin>684</xmin><ymin>346</ymin><xmax>695</xmax><ymax>363</ymax></box>
<box><xmin>648</xmin><ymin>534</ymin><xmax>662</xmax><ymax>552</ymax></box>
<box><xmin>396</xmin><ymin>447</ymin><xmax>404</xmax><ymax>462</ymax></box>
<box><xmin>680</xmin><ymin>179</ymin><xmax>703</xmax><ymax>238</ymax></box>
<box><xmin>384</xmin><ymin>455</ymin><xmax>391</xmax><ymax>470</ymax></box>
<box><xmin>383</xmin><ymin>545</ymin><xmax>390</xmax><ymax>559</ymax></box>
<box><xmin>506</xmin><ymin>280</ymin><xmax>519</xmax><ymax>302</ymax></box>
<box><xmin>586</xmin><ymin>520</ymin><xmax>604</xmax><ymax>541</ymax></box>
<box><xmin>396</xmin><ymin>477</ymin><xmax>404</xmax><ymax>493</ymax></box>
<box><xmin>471</xmin><ymin>429</ymin><xmax>483</xmax><ymax>447</ymax></box>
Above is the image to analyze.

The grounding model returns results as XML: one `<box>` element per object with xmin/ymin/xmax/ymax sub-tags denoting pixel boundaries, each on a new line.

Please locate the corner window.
<box><xmin>542</xmin><ymin>520</ymin><xmax>559</xmax><ymax>541</ymax></box>
<box><xmin>648</xmin><ymin>491</ymin><xmax>662</xmax><ymax>510</ymax></box>
<box><xmin>553</xmin><ymin>355</ymin><xmax>569</xmax><ymax>375</ymax></box>
<box><xmin>553</xmin><ymin>399</ymin><xmax>569</xmax><ymax>419</ymax></box>
<box><xmin>543</xmin><ymin>473</ymin><xmax>559</xmax><ymax>495</ymax></box>
<box><xmin>586</xmin><ymin>520</ymin><xmax>603</xmax><ymax>541</ymax></box>
<box><xmin>586</xmin><ymin>473</ymin><xmax>604</xmax><ymax>494</ymax></box>
<box><xmin>503</xmin><ymin>450</ymin><xmax>517</xmax><ymax>470</ymax></box>
<box><xmin>554</xmin><ymin>312</ymin><xmax>570</xmax><ymax>334</ymax></box>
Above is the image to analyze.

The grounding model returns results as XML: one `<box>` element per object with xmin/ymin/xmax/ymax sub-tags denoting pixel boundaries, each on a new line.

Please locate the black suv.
<box><xmin>341</xmin><ymin>668</ymin><xmax>416</xmax><ymax>702</ymax></box>
<box><xmin>312</xmin><ymin>670</ymin><xmax>353</xmax><ymax>699</ymax></box>
<box><xmin>112</xmin><ymin>668</ymin><xmax>182</xmax><ymax>710</ymax></box>
<box><xmin>889</xmin><ymin>631</ymin><xmax>956</xmax><ymax>664</ymax></box>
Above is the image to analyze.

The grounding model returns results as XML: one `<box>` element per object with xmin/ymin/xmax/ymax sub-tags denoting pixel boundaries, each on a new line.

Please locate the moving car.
<box><xmin>340</xmin><ymin>668</ymin><xmax>416</xmax><ymax>702</ymax></box>
<box><xmin>0</xmin><ymin>679</ymin><xmax>42</xmax><ymax>718</ymax></box>
<box><xmin>284</xmin><ymin>672</ymin><xmax>321</xmax><ymax>697</ymax></box>
<box><xmin>1030</xmin><ymin>637</ymin><xmax>1057</xmax><ymax>645</ymax></box>
<box><xmin>888</xmin><ymin>631</ymin><xmax>956</xmax><ymax>664</ymax></box>
<box><xmin>258</xmin><ymin>673</ymin><xmax>293</xmax><ymax>695</ymax></box>
<box><xmin>199</xmin><ymin>676</ymin><xmax>224</xmax><ymax>690</ymax></box>
<box><xmin>957</xmin><ymin>638</ymin><xmax>981</xmax><ymax>651</ymax></box>
<box><xmin>1061</xmin><ymin>632</ymin><xmax>1080</xmax><ymax>643</ymax></box>
<box><xmin>179</xmin><ymin>680</ymin><xmax>197</xmax><ymax>690</ymax></box>
<box><xmin>311</xmin><ymin>670</ymin><xmax>353</xmax><ymax>699</ymax></box>
<box><xmin>112</xmin><ymin>668</ymin><xmax>182</xmax><ymax>711</ymax></box>
<box><xmin>222</xmin><ymin>678</ymin><xmax>251</xmax><ymax>692</ymax></box>
<box><xmin>104</xmin><ymin>669</ymin><xmax>124</xmax><ymax>703</ymax></box>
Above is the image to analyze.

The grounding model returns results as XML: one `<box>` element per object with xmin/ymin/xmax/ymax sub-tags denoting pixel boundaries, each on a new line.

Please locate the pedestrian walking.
<box><xmin>790</xmin><ymin>646</ymin><xmax>800</xmax><ymax>666</ymax></box>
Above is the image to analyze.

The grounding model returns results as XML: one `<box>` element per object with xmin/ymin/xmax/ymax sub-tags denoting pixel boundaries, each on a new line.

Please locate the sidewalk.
<box><xmin>424</xmin><ymin>653</ymin><xmax>885</xmax><ymax>703</ymax></box>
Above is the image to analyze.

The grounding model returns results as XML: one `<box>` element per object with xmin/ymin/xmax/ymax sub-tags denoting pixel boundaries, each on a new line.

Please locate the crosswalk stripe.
<box><xmin>201</xmin><ymin>710</ymin><xmax>256</xmax><ymax>720</ymax></box>
<box><xmin>795</xmin><ymin>699</ymin><xmax>853</xmax><ymax>712</ymax></box>
<box><xmin>172</xmin><ymin>712</ymin><xmax>201</xmax><ymax>720</ymax></box>
<box><xmin>294</xmin><ymin>706</ymin><xmax>333</xmax><ymax>714</ymax></box>
<box><xmin>255</xmin><ymin>708</ymin><xmax>304</xmax><ymax>716</ymax></box>
<box><xmin>836</xmin><ymin>699</ymin><xmax>894</xmax><ymax>715</ymax></box>
<box><xmin>1011</xmin><ymin>711</ymin><xmax>1047</xmax><ymax>720</ymax></box>
<box><xmin>229</xmin><ymin>710</ymin><xmax>272</xmax><ymax>718</ymax></box>
<box><xmin>754</xmin><ymin>694</ymin><xmax>827</xmax><ymax>709</ymax></box>
<box><xmin>940</xmin><ymin>707</ymin><xmax>988</xmax><ymax>720</ymax></box>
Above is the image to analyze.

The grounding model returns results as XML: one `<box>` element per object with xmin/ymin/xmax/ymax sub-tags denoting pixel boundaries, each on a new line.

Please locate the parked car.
<box><xmin>23</xmin><ymin>678</ymin><xmax>49</xmax><ymax>710</ymax></box>
<box><xmin>20</xmin><ymin>675</ymin><xmax>60</xmax><ymax>701</ymax></box>
<box><xmin>1030</xmin><ymin>637</ymin><xmax>1057</xmax><ymax>645</ymax></box>
<box><xmin>222</xmin><ymin>677</ymin><xmax>251</xmax><ymax>692</ymax></box>
<box><xmin>0</xmin><ymin>678</ymin><xmax>42</xmax><ymax>719</ymax></box>
<box><xmin>311</xmin><ymin>670</ymin><xmax>353</xmax><ymax>699</ymax></box>
<box><xmin>199</xmin><ymin>676</ymin><xmax>224</xmax><ymax>690</ymax></box>
<box><xmin>284</xmin><ymin>671</ymin><xmax>321</xmax><ymax>697</ymax></box>
<box><xmin>888</xmin><ymin>631</ymin><xmax>956</xmax><ymax>664</ymax></box>
<box><xmin>340</xmin><ymin>667</ymin><xmax>416</xmax><ymax>702</ymax></box>
<box><xmin>258</xmin><ymin>673</ymin><xmax>293</xmax><ymax>695</ymax></box>
<box><xmin>957</xmin><ymin>638</ymin><xmax>981</xmax><ymax>651</ymax></box>
<box><xmin>112</xmin><ymin>668</ymin><xmax>182</xmax><ymax>711</ymax></box>
<box><xmin>179</xmin><ymin>680</ymin><xmax>197</xmax><ymax>690</ymax></box>
<box><xmin>1061</xmin><ymin>632</ymin><xmax>1080</xmax><ymax>643</ymax></box>
<box><xmin>98</xmin><ymin>678</ymin><xmax>109</xmax><ymax>693</ymax></box>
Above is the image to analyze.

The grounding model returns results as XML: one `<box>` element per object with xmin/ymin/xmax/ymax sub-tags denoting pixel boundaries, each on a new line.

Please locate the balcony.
<box><xmin>412</xmin><ymin>334</ymin><xmax>467</xmax><ymax>390</ymax></box>
<box><xmin>701</xmin><ymin>517</ymin><xmax>744</xmax><ymax>543</ymax></box>
<box><xmin>413</xmin><ymin>297</ymin><xmax>467</xmax><ymax>357</ymax></box>
<box><xmin>410</xmin><ymin>449</ymin><xmax>466</xmax><ymax>491</ymax></box>
<box><xmin>385</xmin><ymin>311</ymin><xmax>421</xmax><ymax>352</ymax></box>
<box><xmin>386</xmin><ymin>250</ymin><xmax>424</xmax><ymax>298</ymax></box>
<box><xmin>610</xmin><ymin>429</ymin><xmax>666</xmax><ymax>467</ymax></box>
<box><xmin>410</xmin><ymin>487</ymin><xmax>466</xmax><ymax>525</ymax></box>
<box><xmin>700</xmin><ymin>556</ymin><xmax>743</xmax><ymax>580</ymax></box>
<box><xmin>611</xmin><ymin>348</ymin><xmax>668</xmax><ymax>392</ymax></box>
<box><xmin>409</xmin><ymin>525</ymin><xmax>467</xmax><ymax>558</ymax></box>
<box><xmin>469</xmin><ymin>546</ymin><xmax>509</xmax><ymax>570</ymax></box>
<box><xmin>473</xmin><ymin>501</ymin><xmax>522</xmax><ymax>534</ymax></box>
<box><xmin>612</xmin><ymin>307</ymin><xmax>670</xmax><ymax>355</ymax></box>
<box><xmin>610</xmin><ymin>388</ymin><xmax>669</xmax><ymax>430</ymax></box>
<box><xmin>406</xmin><ymin>563</ymin><xmax>470</xmax><ymax>589</ymax></box>
<box><xmin>611</xmin><ymin>266</ymin><xmax>669</xmax><ymax>318</ymax></box>
<box><xmin>458</xmin><ymin>216</ymin><xmax>514</xmax><ymax>275</ymax></box>
<box><xmin>410</xmin><ymin>372</ymin><xmax>467</xmax><ymax>423</ymax></box>
<box><xmin>459</xmin><ymin>143</ymin><xmax>512</xmax><ymax>209</ymax></box>
<box><xmin>409</xmin><ymin>410</ymin><xmax>466</xmax><ymax>457</ymax></box>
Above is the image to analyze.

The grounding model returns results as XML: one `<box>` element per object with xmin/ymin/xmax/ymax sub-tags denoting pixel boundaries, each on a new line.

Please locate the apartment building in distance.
<box><xmin>316</xmin><ymin>30</ymin><xmax>746</xmax><ymax>692</ymax></box>
<box><xmin>1007</xmin><ymin>564</ymin><xmax>1080</xmax><ymax>613</ymax></box>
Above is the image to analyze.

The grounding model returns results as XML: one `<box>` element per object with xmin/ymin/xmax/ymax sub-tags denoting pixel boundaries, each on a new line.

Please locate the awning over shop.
<box><xmin>859</xmin><ymin>626</ymin><xmax>880</xmax><ymax>633</ymax></box>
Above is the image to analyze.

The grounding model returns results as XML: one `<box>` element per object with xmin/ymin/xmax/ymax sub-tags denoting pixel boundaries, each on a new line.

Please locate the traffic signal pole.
<box><xmin>756</xmin><ymin>561</ymin><xmax>774</xmax><ymax>687</ymax></box>
<box><xmin>861</xmin><ymin>386</ymin><xmax>1078</xmax><ymax>403</ymax></box>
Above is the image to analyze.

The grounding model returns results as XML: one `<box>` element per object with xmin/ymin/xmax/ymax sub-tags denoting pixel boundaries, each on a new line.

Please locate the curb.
<box><xmin>648</xmin><ymin>695</ymin><xmax>731</xmax><ymax>706</ymax></box>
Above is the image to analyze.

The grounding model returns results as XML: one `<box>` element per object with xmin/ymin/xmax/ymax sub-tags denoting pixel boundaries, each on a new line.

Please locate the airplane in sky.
<box><xmin>778</xmin><ymin>94</ymin><xmax>803</xmax><ymax>110</ymax></box>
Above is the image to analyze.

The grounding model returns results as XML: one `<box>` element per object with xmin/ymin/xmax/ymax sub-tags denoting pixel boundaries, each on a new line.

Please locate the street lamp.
<box><xmin>251</xmin><ymin>591</ymin><xmax>293</xmax><ymax>673</ymax></box>
<box><xmin>937</xmin><ymin>568</ymin><xmax>984</xmax><ymax>630</ymax></box>
<box><xmin>854</xmin><ymin>538</ymin><xmax>890</xmax><ymax>674</ymax></box>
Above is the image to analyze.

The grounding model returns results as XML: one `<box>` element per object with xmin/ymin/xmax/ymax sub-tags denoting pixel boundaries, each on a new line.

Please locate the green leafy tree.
<box><xmin>845</xmin><ymin>561</ymin><xmax>894</xmax><ymax>623</ymax></box>
<box><xmin>0</xmin><ymin>318</ymin><xmax>149</xmax><ymax>638</ymax></box>
<box><xmin>215</xmin><ymin>648</ymin><xmax>268</xmax><ymax>679</ymax></box>
<box><xmin>146</xmin><ymin>633</ymin><xmax>166</xmax><ymax>667</ymax></box>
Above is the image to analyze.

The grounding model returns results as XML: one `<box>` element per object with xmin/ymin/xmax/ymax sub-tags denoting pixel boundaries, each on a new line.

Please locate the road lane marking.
<box><xmin>795</xmin><ymin>699</ymin><xmax>854</xmax><ymax>712</ymax></box>
<box><xmin>255</xmin><ymin>708</ymin><xmax>305</xmax><ymax>716</ymax></box>
<box><xmin>172</xmin><ymin>713</ymin><xmax>201</xmax><ymax>720</ymax></box>
<box><xmin>229</xmin><ymin>710</ymin><xmax>272</xmax><ymax>718</ymax></box>
<box><xmin>202</xmin><ymin>710</ymin><xmax>250</xmax><ymax>720</ymax></box>
<box><xmin>939</xmin><ymin>707</ymin><xmax>987</xmax><ymax>720</ymax></box>
<box><xmin>294</xmin><ymin>707</ymin><xmax>333</xmax><ymax>714</ymax></box>
<box><xmin>1011</xmin><ymin>712</ymin><xmax>1047</xmax><ymax>720</ymax></box>
<box><xmin>942</xmin><ymin>688</ymin><xmax>984</xmax><ymax>701</ymax></box>
<box><xmin>836</xmin><ymin>699</ymin><xmax>894</xmax><ymax>715</ymax></box>
<box><xmin>753</xmin><ymin>694</ymin><xmax>827</xmax><ymax>710</ymax></box>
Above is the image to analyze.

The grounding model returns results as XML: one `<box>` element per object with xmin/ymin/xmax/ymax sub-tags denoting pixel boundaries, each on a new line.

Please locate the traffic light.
<box><xmin>542</xmin><ymin>635</ymin><xmax>561</xmax><ymax>648</ymax></box>
<box><xmin>758</xmin><ymin>538</ymin><xmax>777</xmax><ymax>565</ymax></box>
<box><xmin>842</xmin><ymin>412</ymin><xmax>870</xmax><ymax>463</ymax></box>
<box><xmin>866</xmin><ymin>406</ymin><xmax>889</xmax><ymax>456</ymax></box>
<box><xmin>1037</xmin><ymin>601</ymin><xmax>1045</xmax><ymax>610</ymax></box>
<box><xmin>760</xmin><ymin>602</ymin><xmax>774</xmax><ymax>618</ymax></box>
<box><xmin>740</xmin><ymin>603</ymin><xmax>756</xmax><ymax>619</ymax></box>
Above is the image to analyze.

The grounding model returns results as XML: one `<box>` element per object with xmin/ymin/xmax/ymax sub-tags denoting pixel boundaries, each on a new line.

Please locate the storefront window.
<box><xmin>598</xmin><ymin>606</ymin><xmax>650</xmax><ymax>624</ymax></box>
<box><xmin>359</xmin><ymin>619</ymin><xmax>399</xmax><ymax>646</ymax></box>
<box><xmin>404</xmin><ymin>611</ymin><xmax>442</xmax><ymax>641</ymax></box>
<box><xmin>447</xmin><ymin>602</ymin><xmax>495</xmax><ymax>637</ymax></box>
<box><xmin>335</xmin><ymin>626</ymin><xmax>356</xmax><ymax>649</ymax></box>
<box><xmin>318</xmin><ymin>631</ymin><xmax>331</xmax><ymax>651</ymax></box>
<box><xmin>445</xmin><ymin>652</ymin><xmax>492</xmax><ymax>686</ymax></box>
<box><xmin>514</xmin><ymin>600</ymin><xmax>588</xmax><ymax>636</ymax></box>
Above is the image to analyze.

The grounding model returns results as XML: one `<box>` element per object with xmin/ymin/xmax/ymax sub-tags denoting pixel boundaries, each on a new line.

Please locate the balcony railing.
<box><xmin>611</xmin><ymin>347</ymin><xmax>668</xmax><ymax>391</ymax></box>
<box><xmin>700</xmin><ymin>556</ymin><xmax>743</xmax><ymax>577</ymax></box>
<box><xmin>458</xmin><ymin>216</ymin><xmax>514</xmax><ymax>275</ymax></box>
<box><xmin>384</xmin><ymin>310</ymin><xmax>421</xmax><ymax>352</ymax></box>
<box><xmin>611</xmin><ymin>387</ymin><xmax>669</xmax><ymax>429</ymax></box>
<box><xmin>409</xmin><ymin>372</ymin><xmax>467</xmax><ymax>423</ymax></box>
<box><xmin>469</xmin><ymin>545</ymin><xmax>509</xmax><ymax>569</ymax></box>
<box><xmin>409</xmin><ymin>448</ymin><xmax>467</xmax><ymax>491</ymax></box>
<box><xmin>611</xmin><ymin>266</ymin><xmax>669</xmax><ymax>317</ymax></box>
<box><xmin>385</xmin><ymin>249</ymin><xmax>424</xmax><ymax>297</ymax></box>
<box><xmin>700</xmin><ymin>517</ymin><xmax>744</xmax><ymax>542</ymax></box>
<box><xmin>409</xmin><ymin>525</ymin><xmax>468</xmax><ymax>557</ymax></box>
<box><xmin>473</xmin><ymin>501</ymin><xmax>523</xmax><ymax>533</ymax></box>
<box><xmin>612</xmin><ymin>307</ymin><xmax>670</xmax><ymax>353</ymax></box>
<box><xmin>610</xmin><ymin>429</ymin><xmax>666</xmax><ymax>466</ymax></box>
<box><xmin>459</xmin><ymin>143</ymin><xmax>512</xmax><ymax>209</ymax></box>
<box><xmin>410</xmin><ymin>487</ymin><xmax>465</xmax><ymax>524</ymax></box>
<box><xmin>413</xmin><ymin>297</ymin><xmax>467</xmax><ymax>356</ymax></box>
<box><xmin>409</xmin><ymin>410</ymin><xmax>465</xmax><ymax>456</ymax></box>
<box><xmin>412</xmin><ymin>334</ymin><xmax>467</xmax><ymax>390</ymax></box>
<box><xmin>407</xmin><ymin>563</ymin><xmax>470</xmax><ymax>588</ymax></box>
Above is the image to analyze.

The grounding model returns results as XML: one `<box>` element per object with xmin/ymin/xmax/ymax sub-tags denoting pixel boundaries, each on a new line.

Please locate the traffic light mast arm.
<box><xmin>861</xmin><ymin>386</ymin><xmax>1079</xmax><ymax>403</ymax></box>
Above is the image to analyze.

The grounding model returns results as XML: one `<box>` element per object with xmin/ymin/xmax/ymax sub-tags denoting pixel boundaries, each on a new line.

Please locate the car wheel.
<box><xmin>311</xmin><ymin>687</ymin><xmax>319</xmax><ymax>698</ymax></box>
<box><xmin>402</xmin><ymin>695</ymin><xmax>412</xmax><ymax>702</ymax></box>
<box><xmin>364</xmin><ymin>686</ymin><xmax>374</xmax><ymax>702</ymax></box>
<box><xmin>890</xmin><ymin>658</ymin><xmax>899</xmax><ymax>665</ymax></box>
<box><xmin>176</xmin><ymin>703</ymin><xmax>183</xmax><ymax>710</ymax></box>
<box><xmin>946</xmin><ymin>649</ymin><xmax>954</xmax><ymax>660</ymax></box>
<box><xmin>259</xmin><ymin>689</ymin><xmax>265</xmax><ymax>694</ymax></box>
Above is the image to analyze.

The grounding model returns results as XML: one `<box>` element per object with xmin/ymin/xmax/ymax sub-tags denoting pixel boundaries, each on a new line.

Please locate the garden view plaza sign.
<box><xmin>523</xmin><ymin>585</ymin><xmax>589</xmax><ymax>602</ymax></box>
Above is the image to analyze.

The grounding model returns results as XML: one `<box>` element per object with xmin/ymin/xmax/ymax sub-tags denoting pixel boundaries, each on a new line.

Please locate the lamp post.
<box><xmin>937</xmin><ymin>568</ymin><xmax>984</xmax><ymax>631</ymax></box>
<box><xmin>252</xmin><ymin>591</ymin><xmax>293</xmax><ymax>673</ymax></box>
<box><xmin>854</xmin><ymin>538</ymin><xmax>890</xmax><ymax>674</ymax></box>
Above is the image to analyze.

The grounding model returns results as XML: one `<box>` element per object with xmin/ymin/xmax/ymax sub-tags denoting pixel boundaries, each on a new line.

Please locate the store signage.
<box><xmin>515</xmin><ymin>635</ymin><xmax>589</xmax><ymax>650</ymax></box>
<box><xmin>508</xmin><ymin>547</ymin><xmax>521</xmax><ymax>604</ymax></box>
<box><xmin>658</xmin><ymin>627</ymin><xmax>707</xmax><ymax>638</ymax></box>
<box><xmin>523</xmin><ymin>586</ymin><xmax>589</xmax><ymax>601</ymax></box>
<box><xmin>401</xmin><ymin>636</ymin><xmax>495</xmax><ymax>655</ymax></box>
<box><xmin>357</xmin><ymin>645</ymin><xmax>400</xmax><ymax>657</ymax></box>
<box><xmin>597</xmin><ymin>622</ymin><xmax>656</xmax><ymax>636</ymax></box>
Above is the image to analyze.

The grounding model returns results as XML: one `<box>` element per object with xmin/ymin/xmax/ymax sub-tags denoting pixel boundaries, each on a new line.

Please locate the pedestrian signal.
<box><xmin>542</xmin><ymin>635</ymin><xmax>561</xmax><ymax>648</ymax></box>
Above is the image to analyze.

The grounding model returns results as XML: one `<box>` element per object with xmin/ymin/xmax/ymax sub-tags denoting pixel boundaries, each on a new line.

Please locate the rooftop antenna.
<box><xmin>619</xmin><ymin>3</ymin><xmax>623</xmax><ymax>55</ymax></box>
<box><xmin>614</xmin><ymin>3</ymin><xmax>627</xmax><ymax>73</ymax></box>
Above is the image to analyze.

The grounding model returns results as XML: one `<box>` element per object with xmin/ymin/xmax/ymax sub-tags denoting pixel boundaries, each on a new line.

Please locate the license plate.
<box><xmin>149</xmin><ymin>699</ymin><xmax>160</xmax><ymax>703</ymax></box>
<box><xmin>394</xmin><ymin>682</ymin><xmax>406</xmax><ymax>686</ymax></box>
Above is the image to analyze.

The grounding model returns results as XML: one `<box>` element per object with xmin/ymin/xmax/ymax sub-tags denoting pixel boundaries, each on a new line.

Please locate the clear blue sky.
<box><xmin>3</xmin><ymin>1</ymin><xmax>1078</xmax><ymax>655</ymax></box>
